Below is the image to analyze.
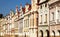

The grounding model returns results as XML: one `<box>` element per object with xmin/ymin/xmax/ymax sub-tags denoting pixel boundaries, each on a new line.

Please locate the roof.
<box><xmin>48</xmin><ymin>0</ymin><xmax>60</xmax><ymax>5</ymax></box>
<box><xmin>22</xmin><ymin>7</ymin><xmax>25</xmax><ymax>14</ymax></box>
<box><xmin>28</xmin><ymin>4</ymin><xmax>31</xmax><ymax>11</ymax></box>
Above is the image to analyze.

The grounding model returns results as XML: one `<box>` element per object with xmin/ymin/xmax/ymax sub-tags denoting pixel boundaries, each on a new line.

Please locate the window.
<box><xmin>40</xmin><ymin>15</ymin><xmax>42</xmax><ymax>24</ymax></box>
<box><xmin>24</xmin><ymin>20</ymin><xmax>26</xmax><ymax>27</ymax></box>
<box><xmin>31</xmin><ymin>17</ymin><xmax>34</xmax><ymax>26</ymax></box>
<box><xmin>44</xmin><ymin>14</ymin><xmax>47</xmax><ymax>23</ymax></box>
<box><xmin>26</xmin><ymin>19</ymin><xmax>29</xmax><ymax>27</ymax></box>
<box><xmin>36</xmin><ymin>17</ymin><xmax>38</xmax><ymax>26</ymax></box>
<box><xmin>45</xmin><ymin>3</ymin><xmax>47</xmax><ymax>7</ymax></box>
<box><xmin>24</xmin><ymin>19</ymin><xmax>29</xmax><ymax>27</ymax></box>
<box><xmin>40</xmin><ymin>5</ymin><xmax>42</xmax><ymax>9</ymax></box>
<box><xmin>7</xmin><ymin>18</ymin><xmax>8</xmax><ymax>20</ymax></box>
<box><xmin>30</xmin><ymin>14</ymin><xmax>34</xmax><ymax>27</ymax></box>
<box><xmin>58</xmin><ymin>10</ymin><xmax>60</xmax><ymax>19</ymax></box>
<box><xmin>19</xmin><ymin>20</ymin><xmax>23</xmax><ymax>33</ymax></box>
<box><xmin>30</xmin><ymin>17</ymin><xmax>34</xmax><ymax>26</ymax></box>
<box><xmin>52</xmin><ymin>12</ymin><xmax>54</xmax><ymax>20</ymax></box>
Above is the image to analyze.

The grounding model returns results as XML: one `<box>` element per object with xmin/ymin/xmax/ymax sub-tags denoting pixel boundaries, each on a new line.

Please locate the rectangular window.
<box><xmin>44</xmin><ymin>14</ymin><xmax>47</xmax><ymax>23</ymax></box>
<box><xmin>58</xmin><ymin>10</ymin><xmax>60</xmax><ymax>19</ymax></box>
<box><xmin>30</xmin><ymin>18</ymin><xmax>33</xmax><ymax>26</ymax></box>
<box><xmin>32</xmin><ymin>18</ymin><xmax>34</xmax><ymax>26</ymax></box>
<box><xmin>26</xmin><ymin>19</ymin><xmax>29</xmax><ymax>27</ymax></box>
<box><xmin>36</xmin><ymin>17</ymin><xmax>38</xmax><ymax>26</ymax></box>
<box><xmin>40</xmin><ymin>5</ymin><xmax>42</xmax><ymax>9</ymax></box>
<box><xmin>30</xmin><ymin>15</ymin><xmax>34</xmax><ymax>27</ymax></box>
<box><xmin>24</xmin><ymin>20</ymin><xmax>26</xmax><ymax>27</ymax></box>
<box><xmin>40</xmin><ymin>15</ymin><xmax>42</xmax><ymax>24</ymax></box>
<box><xmin>45</xmin><ymin>3</ymin><xmax>47</xmax><ymax>7</ymax></box>
<box><xmin>52</xmin><ymin>12</ymin><xmax>54</xmax><ymax>20</ymax></box>
<box><xmin>24</xmin><ymin>19</ymin><xmax>29</xmax><ymax>27</ymax></box>
<box><xmin>19</xmin><ymin>20</ymin><xmax>23</xmax><ymax>33</ymax></box>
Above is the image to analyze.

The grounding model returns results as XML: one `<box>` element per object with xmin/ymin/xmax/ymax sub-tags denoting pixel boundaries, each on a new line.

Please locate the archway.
<box><xmin>15</xmin><ymin>35</ymin><xmax>18</xmax><ymax>37</ymax></box>
<box><xmin>58</xmin><ymin>30</ymin><xmax>60</xmax><ymax>37</ymax></box>
<box><xmin>40</xmin><ymin>30</ymin><xmax>43</xmax><ymax>37</ymax></box>
<box><xmin>52</xmin><ymin>31</ymin><xmax>55</xmax><ymax>37</ymax></box>
<box><xmin>46</xmin><ymin>30</ymin><xmax>49</xmax><ymax>37</ymax></box>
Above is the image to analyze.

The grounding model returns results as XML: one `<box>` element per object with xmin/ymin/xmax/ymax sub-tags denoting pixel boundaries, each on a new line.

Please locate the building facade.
<box><xmin>38</xmin><ymin>0</ymin><xmax>60</xmax><ymax>37</ymax></box>
<box><xmin>0</xmin><ymin>0</ymin><xmax>60</xmax><ymax>37</ymax></box>
<box><xmin>49</xmin><ymin>0</ymin><xmax>60</xmax><ymax>37</ymax></box>
<box><xmin>23</xmin><ymin>4</ymin><xmax>31</xmax><ymax>37</ymax></box>
<box><xmin>29</xmin><ymin>0</ymin><xmax>38</xmax><ymax>37</ymax></box>
<box><xmin>38</xmin><ymin>0</ymin><xmax>49</xmax><ymax>37</ymax></box>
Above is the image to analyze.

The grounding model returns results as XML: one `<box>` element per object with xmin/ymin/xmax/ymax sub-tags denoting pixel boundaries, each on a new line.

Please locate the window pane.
<box><xmin>52</xmin><ymin>12</ymin><xmax>54</xmax><ymax>20</ymax></box>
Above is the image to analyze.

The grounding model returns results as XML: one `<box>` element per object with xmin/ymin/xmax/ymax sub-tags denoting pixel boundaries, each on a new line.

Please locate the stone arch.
<box><xmin>58</xmin><ymin>30</ymin><xmax>60</xmax><ymax>36</ymax></box>
<box><xmin>40</xmin><ymin>30</ymin><xmax>43</xmax><ymax>37</ymax></box>
<box><xmin>15</xmin><ymin>35</ymin><xmax>18</xmax><ymax>37</ymax></box>
<box><xmin>46</xmin><ymin>30</ymin><xmax>49</xmax><ymax>37</ymax></box>
<box><xmin>52</xmin><ymin>30</ymin><xmax>55</xmax><ymax>37</ymax></box>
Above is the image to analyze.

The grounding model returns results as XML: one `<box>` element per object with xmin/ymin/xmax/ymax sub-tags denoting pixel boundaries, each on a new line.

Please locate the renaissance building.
<box><xmin>0</xmin><ymin>0</ymin><xmax>60</xmax><ymax>37</ymax></box>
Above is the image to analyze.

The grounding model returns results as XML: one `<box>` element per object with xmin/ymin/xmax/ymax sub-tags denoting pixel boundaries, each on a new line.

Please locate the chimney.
<box><xmin>20</xmin><ymin>4</ymin><xmax>22</xmax><ymax>11</ymax></box>
<box><xmin>16</xmin><ymin>5</ymin><xmax>18</xmax><ymax>13</ymax></box>
<box><xmin>16</xmin><ymin>5</ymin><xmax>20</xmax><ymax>17</ymax></box>
<box><xmin>20</xmin><ymin>4</ymin><xmax>22</xmax><ymax>9</ymax></box>
<box><xmin>28</xmin><ymin>4</ymin><xmax>31</xmax><ymax>11</ymax></box>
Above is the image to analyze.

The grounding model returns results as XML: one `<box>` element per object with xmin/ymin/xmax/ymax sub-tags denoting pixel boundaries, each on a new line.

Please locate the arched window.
<box><xmin>15</xmin><ymin>35</ymin><xmax>18</xmax><ymax>37</ymax></box>
<box><xmin>58</xmin><ymin>30</ymin><xmax>60</xmax><ymax>36</ymax></box>
<box><xmin>52</xmin><ymin>31</ymin><xmax>55</xmax><ymax>37</ymax></box>
<box><xmin>25</xmin><ymin>33</ymin><xmax>26</xmax><ymax>37</ymax></box>
<box><xmin>46</xmin><ymin>30</ymin><xmax>49</xmax><ymax>37</ymax></box>
<box><xmin>40</xmin><ymin>30</ymin><xmax>43</xmax><ymax>37</ymax></box>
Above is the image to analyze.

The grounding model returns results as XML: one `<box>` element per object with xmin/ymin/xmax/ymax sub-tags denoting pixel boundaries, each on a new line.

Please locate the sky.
<box><xmin>0</xmin><ymin>0</ymin><xmax>31</xmax><ymax>16</ymax></box>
